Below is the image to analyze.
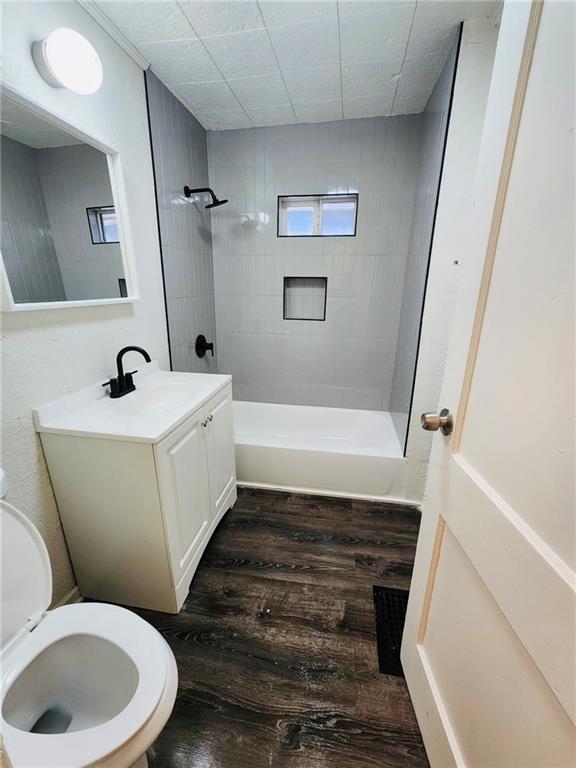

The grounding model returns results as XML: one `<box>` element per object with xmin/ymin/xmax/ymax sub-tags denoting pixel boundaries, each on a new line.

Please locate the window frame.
<box><xmin>86</xmin><ymin>205</ymin><xmax>120</xmax><ymax>245</ymax></box>
<box><xmin>277</xmin><ymin>193</ymin><xmax>358</xmax><ymax>238</ymax></box>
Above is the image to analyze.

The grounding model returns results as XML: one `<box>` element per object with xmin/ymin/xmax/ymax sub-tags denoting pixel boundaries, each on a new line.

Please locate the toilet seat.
<box><xmin>2</xmin><ymin>602</ymin><xmax>171</xmax><ymax>768</ymax></box>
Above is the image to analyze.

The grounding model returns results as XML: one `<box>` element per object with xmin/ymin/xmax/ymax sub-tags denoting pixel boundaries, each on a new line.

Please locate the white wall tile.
<box><xmin>390</xmin><ymin>38</ymin><xmax>458</xmax><ymax>442</ymax></box>
<box><xmin>147</xmin><ymin>71</ymin><xmax>217</xmax><ymax>373</ymax></box>
<box><xmin>209</xmin><ymin>115</ymin><xmax>423</xmax><ymax>409</ymax></box>
<box><xmin>373</xmin><ymin>253</ymin><xmax>408</xmax><ymax>297</ymax></box>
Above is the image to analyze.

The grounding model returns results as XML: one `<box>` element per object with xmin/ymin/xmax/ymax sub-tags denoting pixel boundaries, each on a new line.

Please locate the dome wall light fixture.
<box><xmin>32</xmin><ymin>28</ymin><xmax>103</xmax><ymax>95</ymax></box>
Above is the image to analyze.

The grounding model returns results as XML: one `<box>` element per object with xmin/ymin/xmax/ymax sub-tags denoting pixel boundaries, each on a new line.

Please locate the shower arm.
<box><xmin>183</xmin><ymin>186</ymin><xmax>228</xmax><ymax>209</ymax></box>
<box><xmin>184</xmin><ymin>186</ymin><xmax>212</xmax><ymax>198</ymax></box>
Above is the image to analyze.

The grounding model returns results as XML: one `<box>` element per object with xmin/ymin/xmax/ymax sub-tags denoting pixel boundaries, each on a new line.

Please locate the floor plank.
<box><xmin>133</xmin><ymin>488</ymin><xmax>429</xmax><ymax>768</ymax></box>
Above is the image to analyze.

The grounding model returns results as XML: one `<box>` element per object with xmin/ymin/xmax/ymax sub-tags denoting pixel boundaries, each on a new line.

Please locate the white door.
<box><xmin>155</xmin><ymin>410</ymin><xmax>212</xmax><ymax>584</ymax></box>
<box><xmin>402</xmin><ymin>2</ymin><xmax>575</xmax><ymax>766</ymax></box>
<box><xmin>204</xmin><ymin>385</ymin><xmax>236</xmax><ymax>519</ymax></box>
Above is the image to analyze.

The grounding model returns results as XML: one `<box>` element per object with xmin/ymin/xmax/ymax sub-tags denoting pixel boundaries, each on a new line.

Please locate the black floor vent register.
<box><xmin>373</xmin><ymin>586</ymin><xmax>409</xmax><ymax>677</ymax></box>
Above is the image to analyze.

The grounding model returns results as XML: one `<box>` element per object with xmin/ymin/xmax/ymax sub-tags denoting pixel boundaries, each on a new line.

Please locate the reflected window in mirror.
<box><xmin>87</xmin><ymin>206</ymin><xmax>119</xmax><ymax>245</ymax></box>
<box><xmin>0</xmin><ymin>92</ymin><xmax>130</xmax><ymax>306</ymax></box>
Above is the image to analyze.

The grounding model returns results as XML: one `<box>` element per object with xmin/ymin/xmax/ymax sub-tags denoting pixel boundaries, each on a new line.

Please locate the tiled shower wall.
<box><xmin>390</xmin><ymin>38</ymin><xmax>459</xmax><ymax>444</ymax></box>
<box><xmin>208</xmin><ymin>116</ymin><xmax>422</xmax><ymax>409</ymax></box>
<box><xmin>146</xmin><ymin>70</ymin><xmax>217</xmax><ymax>373</ymax></box>
<box><xmin>1</xmin><ymin>136</ymin><xmax>65</xmax><ymax>303</ymax></box>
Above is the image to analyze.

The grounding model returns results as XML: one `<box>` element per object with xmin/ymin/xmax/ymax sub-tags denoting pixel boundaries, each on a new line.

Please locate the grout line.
<box><xmin>174</xmin><ymin>0</ymin><xmax>255</xmax><ymax>127</ymax></box>
<box><xmin>336</xmin><ymin>0</ymin><xmax>344</xmax><ymax>119</ymax></box>
<box><xmin>391</xmin><ymin>0</ymin><xmax>418</xmax><ymax>115</ymax></box>
<box><xmin>256</xmin><ymin>0</ymin><xmax>298</xmax><ymax>122</ymax></box>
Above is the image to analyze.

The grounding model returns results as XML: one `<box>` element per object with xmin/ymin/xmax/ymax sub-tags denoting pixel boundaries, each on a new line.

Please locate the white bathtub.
<box><xmin>234</xmin><ymin>401</ymin><xmax>407</xmax><ymax>500</ymax></box>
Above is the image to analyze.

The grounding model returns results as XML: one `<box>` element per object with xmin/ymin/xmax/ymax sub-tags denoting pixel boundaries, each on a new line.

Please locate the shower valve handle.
<box><xmin>195</xmin><ymin>334</ymin><xmax>214</xmax><ymax>358</ymax></box>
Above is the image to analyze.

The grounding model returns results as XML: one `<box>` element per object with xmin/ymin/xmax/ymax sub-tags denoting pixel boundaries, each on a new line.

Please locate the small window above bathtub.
<box><xmin>277</xmin><ymin>194</ymin><xmax>358</xmax><ymax>237</ymax></box>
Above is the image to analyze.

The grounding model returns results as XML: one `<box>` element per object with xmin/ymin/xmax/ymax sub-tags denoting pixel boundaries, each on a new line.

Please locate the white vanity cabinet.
<box><xmin>36</xmin><ymin>368</ymin><xmax>236</xmax><ymax>613</ymax></box>
<box><xmin>204</xmin><ymin>386</ymin><xmax>237</xmax><ymax>519</ymax></box>
<box><xmin>154</xmin><ymin>385</ymin><xmax>235</xmax><ymax>589</ymax></box>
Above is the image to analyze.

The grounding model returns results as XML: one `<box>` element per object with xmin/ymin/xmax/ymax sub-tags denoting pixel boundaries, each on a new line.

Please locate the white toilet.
<box><xmin>0</xmin><ymin>479</ymin><xmax>178</xmax><ymax>768</ymax></box>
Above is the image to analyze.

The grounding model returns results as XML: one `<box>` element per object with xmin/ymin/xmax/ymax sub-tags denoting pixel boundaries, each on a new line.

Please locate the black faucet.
<box><xmin>102</xmin><ymin>346</ymin><xmax>152</xmax><ymax>398</ymax></box>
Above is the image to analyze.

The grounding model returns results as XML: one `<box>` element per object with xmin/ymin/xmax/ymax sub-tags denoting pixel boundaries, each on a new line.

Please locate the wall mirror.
<box><xmin>0</xmin><ymin>90</ymin><xmax>135</xmax><ymax>310</ymax></box>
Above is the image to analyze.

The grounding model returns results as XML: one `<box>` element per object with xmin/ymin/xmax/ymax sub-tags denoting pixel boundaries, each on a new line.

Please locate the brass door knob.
<box><xmin>421</xmin><ymin>408</ymin><xmax>453</xmax><ymax>435</ymax></box>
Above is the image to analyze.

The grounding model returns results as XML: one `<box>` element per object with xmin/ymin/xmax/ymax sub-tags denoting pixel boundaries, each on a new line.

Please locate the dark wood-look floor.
<box><xmin>133</xmin><ymin>488</ymin><xmax>429</xmax><ymax>768</ymax></box>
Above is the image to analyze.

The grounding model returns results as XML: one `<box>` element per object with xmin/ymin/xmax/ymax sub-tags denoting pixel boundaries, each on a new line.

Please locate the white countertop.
<box><xmin>33</xmin><ymin>362</ymin><xmax>232</xmax><ymax>444</ymax></box>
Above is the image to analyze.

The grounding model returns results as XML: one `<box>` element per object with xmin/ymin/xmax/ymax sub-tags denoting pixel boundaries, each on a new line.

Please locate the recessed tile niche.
<box><xmin>283</xmin><ymin>277</ymin><xmax>327</xmax><ymax>321</ymax></box>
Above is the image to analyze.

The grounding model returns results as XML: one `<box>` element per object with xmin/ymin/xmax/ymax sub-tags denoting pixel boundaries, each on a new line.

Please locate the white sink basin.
<box><xmin>105</xmin><ymin>382</ymin><xmax>198</xmax><ymax>419</ymax></box>
<box><xmin>34</xmin><ymin>362</ymin><xmax>232</xmax><ymax>443</ymax></box>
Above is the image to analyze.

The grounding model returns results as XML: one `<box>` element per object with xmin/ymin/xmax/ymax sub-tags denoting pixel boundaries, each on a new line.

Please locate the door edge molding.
<box><xmin>452</xmin><ymin>0</ymin><xmax>544</xmax><ymax>451</ymax></box>
<box><xmin>417</xmin><ymin>645</ymin><xmax>467</xmax><ymax>768</ymax></box>
<box><xmin>417</xmin><ymin>516</ymin><xmax>447</xmax><ymax>643</ymax></box>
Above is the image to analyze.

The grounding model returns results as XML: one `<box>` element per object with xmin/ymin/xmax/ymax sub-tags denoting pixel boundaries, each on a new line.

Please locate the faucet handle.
<box><xmin>125</xmin><ymin>370</ymin><xmax>138</xmax><ymax>388</ymax></box>
<box><xmin>102</xmin><ymin>377</ymin><xmax>120</xmax><ymax>397</ymax></box>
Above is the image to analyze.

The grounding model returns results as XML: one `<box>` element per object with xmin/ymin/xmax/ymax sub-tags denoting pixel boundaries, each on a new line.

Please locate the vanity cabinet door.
<box><xmin>204</xmin><ymin>385</ymin><xmax>236</xmax><ymax>520</ymax></box>
<box><xmin>155</xmin><ymin>410</ymin><xmax>212</xmax><ymax>585</ymax></box>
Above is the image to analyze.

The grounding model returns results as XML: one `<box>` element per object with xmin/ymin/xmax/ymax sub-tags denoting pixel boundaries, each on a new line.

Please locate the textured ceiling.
<box><xmin>95</xmin><ymin>0</ymin><xmax>500</xmax><ymax>130</ymax></box>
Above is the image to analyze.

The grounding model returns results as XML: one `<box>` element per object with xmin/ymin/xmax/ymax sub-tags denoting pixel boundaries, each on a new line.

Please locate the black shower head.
<box><xmin>183</xmin><ymin>185</ymin><xmax>228</xmax><ymax>209</ymax></box>
<box><xmin>205</xmin><ymin>198</ymin><xmax>228</xmax><ymax>209</ymax></box>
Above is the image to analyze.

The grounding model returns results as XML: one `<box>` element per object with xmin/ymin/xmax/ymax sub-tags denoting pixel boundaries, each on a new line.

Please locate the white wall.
<box><xmin>1</xmin><ymin>2</ymin><xmax>169</xmax><ymax>603</ymax></box>
<box><xmin>401</xmin><ymin>20</ymin><xmax>499</xmax><ymax>500</ymax></box>
<box><xmin>37</xmin><ymin>143</ymin><xmax>125</xmax><ymax>300</ymax></box>
<box><xmin>208</xmin><ymin>116</ymin><xmax>422</xmax><ymax>410</ymax></box>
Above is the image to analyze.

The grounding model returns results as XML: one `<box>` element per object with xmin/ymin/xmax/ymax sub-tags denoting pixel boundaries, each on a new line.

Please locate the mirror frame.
<box><xmin>0</xmin><ymin>85</ymin><xmax>139</xmax><ymax>311</ymax></box>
